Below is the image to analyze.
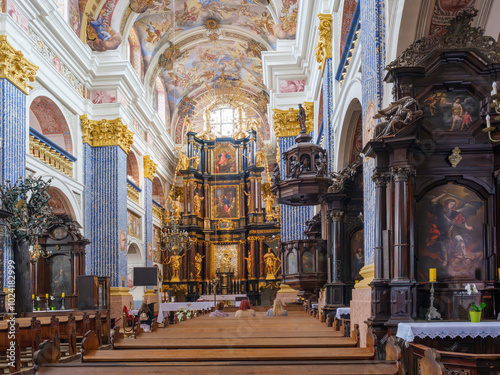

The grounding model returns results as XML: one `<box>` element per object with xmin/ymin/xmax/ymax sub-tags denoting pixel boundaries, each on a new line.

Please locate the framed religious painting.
<box><xmin>420</xmin><ymin>90</ymin><xmax>480</xmax><ymax>132</ymax></box>
<box><xmin>211</xmin><ymin>185</ymin><xmax>240</xmax><ymax>219</ymax></box>
<box><xmin>212</xmin><ymin>142</ymin><xmax>239</xmax><ymax>174</ymax></box>
<box><xmin>416</xmin><ymin>182</ymin><xmax>484</xmax><ymax>282</ymax></box>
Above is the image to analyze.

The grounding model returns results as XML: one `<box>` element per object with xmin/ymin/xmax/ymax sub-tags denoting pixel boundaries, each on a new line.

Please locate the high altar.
<box><xmin>160</xmin><ymin>116</ymin><xmax>281</xmax><ymax>305</ymax></box>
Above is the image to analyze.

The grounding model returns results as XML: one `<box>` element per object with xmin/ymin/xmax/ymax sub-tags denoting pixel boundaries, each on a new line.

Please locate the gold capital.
<box><xmin>80</xmin><ymin>115</ymin><xmax>134</xmax><ymax>153</ymax></box>
<box><xmin>314</xmin><ymin>14</ymin><xmax>332</xmax><ymax>71</ymax></box>
<box><xmin>272</xmin><ymin>102</ymin><xmax>314</xmax><ymax>138</ymax></box>
<box><xmin>143</xmin><ymin>155</ymin><xmax>157</xmax><ymax>181</ymax></box>
<box><xmin>0</xmin><ymin>35</ymin><xmax>38</xmax><ymax>95</ymax></box>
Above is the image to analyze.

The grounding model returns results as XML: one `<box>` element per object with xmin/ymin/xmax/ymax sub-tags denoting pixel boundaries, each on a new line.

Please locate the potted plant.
<box><xmin>465</xmin><ymin>283</ymin><xmax>485</xmax><ymax>322</ymax></box>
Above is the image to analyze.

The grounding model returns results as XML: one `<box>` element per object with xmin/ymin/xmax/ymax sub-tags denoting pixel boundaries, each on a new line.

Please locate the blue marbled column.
<box><xmin>143</xmin><ymin>177</ymin><xmax>153</xmax><ymax>267</ymax></box>
<box><xmin>361</xmin><ymin>0</ymin><xmax>386</xmax><ymax>265</ymax></box>
<box><xmin>322</xmin><ymin>59</ymin><xmax>334</xmax><ymax>173</ymax></box>
<box><xmin>84</xmin><ymin>145</ymin><xmax>128</xmax><ymax>287</ymax></box>
<box><xmin>1</xmin><ymin>79</ymin><xmax>27</xmax><ymax>286</ymax></box>
<box><xmin>279</xmin><ymin>136</ymin><xmax>314</xmax><ymax>242</ymax></box>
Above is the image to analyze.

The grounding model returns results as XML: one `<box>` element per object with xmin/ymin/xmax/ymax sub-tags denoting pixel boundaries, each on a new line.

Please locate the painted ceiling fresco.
<box><xmin>62</xmin><ymin>0</ymin><xmax>299</xmax><ymax>145</ymax></box>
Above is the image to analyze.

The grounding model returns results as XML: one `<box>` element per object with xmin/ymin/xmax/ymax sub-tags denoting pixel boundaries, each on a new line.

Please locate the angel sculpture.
<box><xmin>373</xmin><ymin>96</ymin><xmax>423</xmax><ymax>140</ymax></box>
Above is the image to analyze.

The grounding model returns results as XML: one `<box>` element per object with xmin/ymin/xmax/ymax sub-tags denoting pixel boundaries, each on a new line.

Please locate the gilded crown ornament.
<box><xmin>80</xmin><ymin>115</ymin><xmax>134</xmax><ymax>153</ymax></box>
<box><xmin>0</xmin><ymin>35</ymin><xmax>38</xmax><ymax>95</ymax></box>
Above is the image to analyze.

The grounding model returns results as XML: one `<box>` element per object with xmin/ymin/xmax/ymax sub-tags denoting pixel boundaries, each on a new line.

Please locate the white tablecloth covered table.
<box><xmin>396</xmin><ymin>322</ymin><xmax>500</xmax><ymax>344</ymax></box>
<box><xmin>335</xmin><ymin>307</ymin><xmax>351</xmax><ymax>319</ymax></box>
<box><xmin>198</xmin><ymin>294</ymin><xmax>247</xmax><ymax>301</ymax></box>
<box><xmin>157</xmin><ymin>302</ymin><xmax>214</xmax><ymax>323</ymax></box>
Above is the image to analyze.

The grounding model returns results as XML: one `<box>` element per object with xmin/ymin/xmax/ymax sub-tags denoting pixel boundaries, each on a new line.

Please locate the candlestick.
<box><xmin>429</xmin><ymin>268</ymin><xmax>436</xmax><ymax>282</ymax></box>
<box><xmin>426</xmin><ymin>282</ymin><xmax>441</xmax><ymax>320</ymax></box>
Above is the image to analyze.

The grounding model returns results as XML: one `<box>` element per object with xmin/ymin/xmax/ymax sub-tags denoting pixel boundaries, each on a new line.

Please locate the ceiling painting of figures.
<box><xmin>78</xmin><ymin>0</ymin><xmax>299</xmax><ymax>146</ymax></box>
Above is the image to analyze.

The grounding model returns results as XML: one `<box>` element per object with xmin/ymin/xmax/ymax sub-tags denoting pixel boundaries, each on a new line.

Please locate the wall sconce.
<box><xmin>482</xmin><ymin>82</ymin><xmax>500</xmax><ymax>142</ymax></box>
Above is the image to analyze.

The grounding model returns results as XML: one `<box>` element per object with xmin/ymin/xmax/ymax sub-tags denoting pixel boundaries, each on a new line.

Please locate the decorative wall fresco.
<box><xmin>127</xmin><ymin>210</ymin><xmax>142</xmax><ymax>239</ymax></box>
<box><xmin>429</xmin><ymin>0</ymin><xmax>475</xmax><ymax>36</ymax></box>
<box><xmin>86</xmin><ymin>7</ymin><xmax>122</xmax><ymax>51</ymax></box>
<box><xmin>417</xmin><ymin>183</ymin><xmax>484</xmax><ymax>281</ymax></box>
<box><xmin>279</xmin><ymin>79</ymin><xmax>306</xmax><ymax>93</ymax></box>
<box><xmin>273</xmin><ymin>0</ymin><xmax>298</xmax><ymax>39</ymax></box>
<box><xmin>421</xmin><ymin>91</ymin><xmax>479</xmax><ymax>131</ymax></box>
<box><xmin>92</xmin><ymin>89</ymin><xmax>117</xmax><ymax>104</ymax></box>
<box><xmin>48</xmin><ymin>189</ymin><xmax>68</xmax><ymax>216</ymax></box>
<box><xmin>6</xmin><ymin>0</ymin><xmax>28</xmax><ymax>33</ymax></box>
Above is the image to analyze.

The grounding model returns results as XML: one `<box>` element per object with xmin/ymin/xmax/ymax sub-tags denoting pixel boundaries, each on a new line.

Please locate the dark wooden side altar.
<box><xmin>363</xmin><ymin>9</ymin><xmax>500</xmax><ymax>343</ymax></box>
<box><xmin>32</xmin><ymin>215</ymin><xmax>89</xmax><ymax>310</ymax></box>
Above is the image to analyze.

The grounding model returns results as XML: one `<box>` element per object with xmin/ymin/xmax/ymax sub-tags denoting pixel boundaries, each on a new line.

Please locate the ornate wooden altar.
<box><xmin>161</xmin><ymin>125</ymin><xmax>280</xmax><ymax>305</ymax></box>
<box><xmin>363</xmin><ymin>9</ymin><xmax>500</xmax><ymax>342</ymax></box>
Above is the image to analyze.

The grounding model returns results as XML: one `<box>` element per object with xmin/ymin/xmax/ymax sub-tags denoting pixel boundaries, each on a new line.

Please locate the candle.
<box><xmin>498</xmin><ymin>267</ymin><xmax>500</xmax><ymax>280</ymax></box>
<box><xmin>45</xmin><ymin>293</ymin><xmax>48</xmax><ymax>299</ymax></box>
<box><xmin>486</xmin><ymin>114</ymin><xmax>491</xmax><ymax>128</ymax></box>
<box><xmin>32</xmin><ymin>294</ymin><xmax>35</xmax><ymax>300</ymax></box>
<box><xmin>429</xmin><ymin>268</ymin><xmax>436</xmax><ymax>282</ymax></box>
<box><xmin>493</xmin><ymin>81</ymin><xmax>498</xmax><ymax>96</ymax></box>
<box><xmin>62</xmin><ymin>292</ymin><xmax>65</xmax><ymax>298</ymax></box>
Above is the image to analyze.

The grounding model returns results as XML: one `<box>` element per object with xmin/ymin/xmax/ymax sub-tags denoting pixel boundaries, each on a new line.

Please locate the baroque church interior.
<box><xmin>0</xmin><ymin>0</ymin><xmax>500</xmax><ymax>374</ymax></box>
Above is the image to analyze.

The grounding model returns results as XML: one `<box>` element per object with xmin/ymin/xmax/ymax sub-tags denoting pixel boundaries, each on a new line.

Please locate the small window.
<box><xmin>210</xmin><ymin>107</ymin><xmax>235</xmax><ymax>137</ymax></box>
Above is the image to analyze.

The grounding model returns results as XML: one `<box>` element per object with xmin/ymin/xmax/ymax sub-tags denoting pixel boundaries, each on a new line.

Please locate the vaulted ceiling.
<box><xmin>78</xmin><ymin>0</ymin><xmax>299</xmax><ymax>146</ymax></box>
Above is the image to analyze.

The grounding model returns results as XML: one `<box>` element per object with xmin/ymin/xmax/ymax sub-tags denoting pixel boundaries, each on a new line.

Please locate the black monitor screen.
<box><xmin>133</xmin><ymin>267</ymin><xmax>158</xmax><ymax>286</ymax></box>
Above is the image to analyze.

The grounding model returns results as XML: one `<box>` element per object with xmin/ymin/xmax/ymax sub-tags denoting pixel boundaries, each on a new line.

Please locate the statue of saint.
<box><xmin>191</xmin><ymin>153</ymin><xmax>200</xmax><ymax>169</ymax></box>
<box><xmin>263</xmin><ymin>194</ymin><xmax>275</xmax><ymax>221</ymax></box>
<box><xmin>165</xmin><ymin>253</ymin><xmax>185</xmax><ymax>281</ymax></box>
<box><xmin>243</xmin><ymin>190</ymin><xmax>252</xmax><ymax>211</ymax></box>
<box><xmin>168</xmin><ymin>195</ymin><xmax>182</xmax><ymax>219</ymax></box>
<box><xmin>184</xmin><ymin>116</ymin><xmax>193</xmax><ymax>132</ymax></box>
<box><xmin>193</xmin><ymin>192</ymin><xmax>204</xmax><ymax>216</ymax></box>
<box><xmin>244</xmin><ymin>254</ymin><xmax>253</xmax><ymax>276</ymax></box>
<box><xmin>178</xmin><ymin>150</ymin><xmax>189</xmax><ymax>170</ymax></box>
<box><xmin>255</xmin><ymin>150</ymin><xmax>265</xmax><ymax>167</ymax></box>
<box><xmin>297</xmin><ymin>103</ymin><xmax>306</xmax><ymax>134</ymax></box>
<box><xmin>263</xmin><ymin>249</ymin><xmax>281</xmax><ymax>279</ymax></box>
<box><xmin>194</xmin><ymin>253</ymin><xmax>205</xmax><ymax>279</ymax></box>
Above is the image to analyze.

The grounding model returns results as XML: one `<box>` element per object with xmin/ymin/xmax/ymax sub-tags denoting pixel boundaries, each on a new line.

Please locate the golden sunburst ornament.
<box><xmin>204</xmin><ymin>18</ymin><xmax>219</xmax><ymax>31</ymax></box>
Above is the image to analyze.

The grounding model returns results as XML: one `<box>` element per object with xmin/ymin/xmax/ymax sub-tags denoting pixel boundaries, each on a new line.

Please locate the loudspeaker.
<box><xmin>133</xmin><ymin>267</ymin><xmax>158</xmax><ymax>287</ymax></box>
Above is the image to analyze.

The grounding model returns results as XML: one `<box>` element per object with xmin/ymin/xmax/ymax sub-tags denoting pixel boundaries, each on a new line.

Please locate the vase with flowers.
<box><xmin>465</xmin><ymin>283</ymin><xmax>485</xmax><ymax>323</ymax></box>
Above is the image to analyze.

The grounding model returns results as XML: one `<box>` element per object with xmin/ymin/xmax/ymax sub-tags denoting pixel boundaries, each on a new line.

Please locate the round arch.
<box><xmin>127</xmin><ymin>151</ymin><xmax>140</xmax><ymax>186</ymax></box>
<box><xmin>152</xmin><ymin>177</ymin><xmax>165</xmax><ymax>205</ymax></box>
<box><xmin>29</xmin><ymin>95</ymin><xmax>73</xmax><ymax>154</ymax></box>
<box><xmin>47</xmin><ymin>187</ymin><xmax>76</xmax><ymax>219</ymax></box>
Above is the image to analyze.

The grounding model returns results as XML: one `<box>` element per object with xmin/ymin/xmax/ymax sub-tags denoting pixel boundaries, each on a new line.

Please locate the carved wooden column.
<box><xmin>189</xmin><ymin>179</ymin><xmax>195</xmax><ymax>215</ymax></box>
<box><xmin>250</xmin><ymin>178</ymin><xmax>256</xmax><ymax>214</ymax></box>
<box><xmin>256</xmin><ymin>178</ymin><xmax>262</xmax><ymax>213</ymax></box>
<box><xmin>329</xmin><ymin>211</ymin><xmax>344</xmax><ymax>283</ymax></box>
<box><xmin>259</xmin><ymin>238</ymin><xmax>265</xmax><ymax>279</ymax></box>
<box><xmin>387</xmin><ymin>166</ymin><xmax>414</xmax><ymax>325</ymax></box>
<box><xmin>367</xmin><ymin>171</ymin><xmax>391</xmax><ymax>334</ymax></box>
<box><xmin>249</xmin><ymin>238</ymin><xmax>257</xmax><ymax>279</ymax></box>
<box><xmin>204</xmin><ymin>240</ymin><xmax>210</xmax><ymax>280</ymax></box>
<box><xmin>204</xmin><ymin>179</ymin><xmax>209</xmax><ymax>219</ymax></box>
<box><xmin>183</xmin><ymin>180</ymin><xmax>188</xmax><ymax>217</ymax></box>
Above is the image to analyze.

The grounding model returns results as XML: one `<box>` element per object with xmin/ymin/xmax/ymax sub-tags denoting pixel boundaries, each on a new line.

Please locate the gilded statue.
<box><xmin>191</xmin><ymin>153</ymin><xmax>200</xmax><ymax>169</ymax></box>
<box><xmin>194</xmin><ymin>253</ymin><xmax>205</xmax><ymax>279</ymax></box>
<box><xmin>263</xmin><ymin>194</ymin><xmax>275</xmax><ymax>221</ymax></box>
<box><xmin>243</xmin><ymin>190</ymin><xmax>252</xmax><ymax>211</ymax></box>
<box><xmin>196</xmin><ymin>108</ymin><xmax>216</xmax><ymax>141</ymax></box>
<box><xmin>168</xmin><ymin>195</ymin><xmax>182</xmax><ymax>219</ymax></box>
<box><xmin>263</xmin><ymin>249</ymin><xmax>281</xmax><ymax>280</ymax></box>
<box><xmin>244</xmin><ymin>254</ymin><xmax>253</xmax><ymax>276</ymax></box>
<box><xmin>193</xmin><ymin>192</ymin><xmax>204</xmax><ymax>216</ymax></box>
<box><xmin>178</xmin><ymin>150</ymin><xmax>189</xmax><ymax>170</ymax></box>
<box><xmin>165</xmin><ymin>253</ymin><xmax>185</xmax><ymax>282</ymax></box>
<box><xmin>184</xmin><ymin>116</ymin><xmax>193</xmax><ymax>132</ymax></box>
<box><xmin>255</xmin><ymin>150</ymin><xmax>265</xmax><ymax>167</ymax></box>
<box><xmin>219</xmin><ymin>251</ymin><xmax>232</xmax><ymax>272</ymax></box>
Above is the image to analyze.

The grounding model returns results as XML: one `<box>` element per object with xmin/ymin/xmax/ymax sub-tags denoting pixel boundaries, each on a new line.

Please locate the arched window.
<box><xmin>210</xmin><ymin>107</ymin><xmax>235</xmax><ymax>137</ymax></box>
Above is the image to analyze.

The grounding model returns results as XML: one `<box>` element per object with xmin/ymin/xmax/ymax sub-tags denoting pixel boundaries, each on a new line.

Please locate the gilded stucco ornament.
<box><xmin>80</xmin><ymin>115</ymin><xmax>134</xmax><ymax>153</ymax></box>
<box><xmin>314</xmin><ymin>14</ymin><xmax>332</xmax><ymax>71</ymax></box>
<box><xmin>0</xmin><ymin>35</ymin><xmax>38</xmax><ymax>95</ymax></box>
<box><xmin>272</xmin><ymin>102</ymin><xmax>314</xmax><ymax>138</ymax></box>
<box><xmin>448</xmin><ymin>147</ymin><xmax>462</xmax><ymax>168</ymax></box>
<box><xmin>143</xmin><ymin>155</ymin><xmax>158</xmax><ymax>181</ymax></box>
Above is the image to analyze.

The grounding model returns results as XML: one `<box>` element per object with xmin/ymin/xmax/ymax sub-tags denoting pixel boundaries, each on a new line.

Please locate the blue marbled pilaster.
<box><xmin>361</xmin><ymin>0</ymin><xmax>386</xmax><ymax>265</ymax></box>
<box><xmin>322</xmin><ymin>59</ymin><xmax>334</xmax><ymax>173</ymax></box>
<box><xmin>279</xmin><ymin>136</ymin><xmax>314</xmax><ymax>242</ymax></box>
<box><xmin>144</xmin><ymin>177</ymin><xmax>153</xmax><ymax>267</ymax></box>
<box><xmin>84</xmin><ymin>145</ymin><xmax>128</xmax><ymax>287</ymax></box>
<box><xmin>1</xmin><ymin>79</ymin><xmax>27</xmax><ymax>286</ymax></box>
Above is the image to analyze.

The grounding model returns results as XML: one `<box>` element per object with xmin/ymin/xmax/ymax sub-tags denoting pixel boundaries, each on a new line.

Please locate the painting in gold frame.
<box><xmin>212</xmin><ymin>142</ymin><xmax>239</xmax><ymax>174</ymax></box>
<box><xmin>211</xmin><ymin>185</ymin><xmax>240</xmax><ymax>219</ymax></box>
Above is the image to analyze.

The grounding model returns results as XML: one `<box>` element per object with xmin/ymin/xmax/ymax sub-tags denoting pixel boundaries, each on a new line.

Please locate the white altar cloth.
<box><xmin>335</xmin><ymin>307</ymin><xmax>351</xmax><ymax>319</ymax></box>
<box><xmin>198</xmin><ymin>294</ymin><xmax>247</xmax><ymax>301</ymax></box>
<box><xmin>396</xmin><ymin>322</ymin><xmax>500</xmax><ymax>343</ymax></box>
<box><xmin>157</xmin><ymin>302</ymin><xmax>214</xmax><ymax>323</ymax></box>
